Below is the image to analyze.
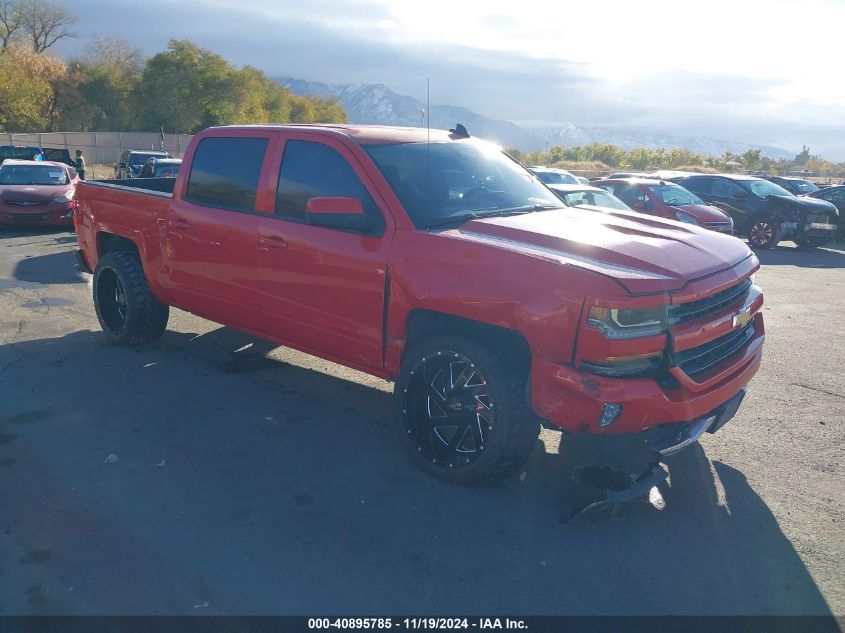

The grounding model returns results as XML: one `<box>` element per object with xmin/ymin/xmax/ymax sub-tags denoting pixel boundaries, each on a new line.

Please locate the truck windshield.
<box><xmin>0</xmin><ymin>165</ymin><xmax>68</xmax><ymax>185</ymax></box>
<box><xmin>364</xmin><ymin>141</ymin><xmax>563</xmax><ymax>228</ymax></box>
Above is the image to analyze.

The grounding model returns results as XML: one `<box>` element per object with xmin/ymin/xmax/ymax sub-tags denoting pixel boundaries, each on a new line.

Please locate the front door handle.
<box><xmin>260</xmin><ymin>234</ymin><xmax>288</xmax><ymax>249</ymax></box>
<box><xmin>168</xmin><ymin>218</ymin><xmax>191</xmax><ymax>231</ymax></box>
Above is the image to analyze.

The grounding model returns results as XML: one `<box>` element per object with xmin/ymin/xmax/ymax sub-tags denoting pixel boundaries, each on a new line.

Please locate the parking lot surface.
<box><xmin>0</xmin><ymin>228</ymin><xmax>843</xmax><ymax>615</ymax></box>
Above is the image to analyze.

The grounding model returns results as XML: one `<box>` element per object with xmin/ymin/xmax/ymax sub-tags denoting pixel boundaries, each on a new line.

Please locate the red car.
<box><xmin>73</xmin><ymin>125</ymin><xmax>763</xmax><ymax>507</ymax></box>
<box><xmin>595</xmin><ymin>178</ymin><xmax>734</xmax><ymax>234</ymax></box>
<box><xmin>0</xmin><ymin>160</ymin><xmax>78</xmax><ymax>227</ymax></box>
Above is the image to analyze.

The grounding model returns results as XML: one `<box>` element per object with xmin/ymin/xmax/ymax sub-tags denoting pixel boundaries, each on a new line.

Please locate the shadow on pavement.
<box><xmin>754</xmin><ymin>241</ymin><xmax>845</xmax><ymax>268</ymax></box>
<box><xmin>12</xmin><ymin>249</ymin><xmax>83</xmax><ymax>285</ymax></box>
<box><xmin>0</xmin><ymin>328</ymin><xmax>833</xmax><ymax>615</ymax></box>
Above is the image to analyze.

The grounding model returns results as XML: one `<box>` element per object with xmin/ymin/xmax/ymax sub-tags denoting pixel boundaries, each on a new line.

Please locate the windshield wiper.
<box><xmin>424</xmin><ymin>205</ymin><xmax>561</xmax><ymax>231</ymax></box>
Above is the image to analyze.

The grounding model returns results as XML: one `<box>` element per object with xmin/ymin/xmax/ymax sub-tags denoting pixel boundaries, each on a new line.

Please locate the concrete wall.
<box><xmin>0</xmin><ymin>132</ymin><xmax>194</xmax><ymax>164</ymax></box>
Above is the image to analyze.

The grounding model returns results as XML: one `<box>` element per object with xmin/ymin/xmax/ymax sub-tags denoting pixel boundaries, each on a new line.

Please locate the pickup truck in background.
<box><xmin>73</xmin><ymin>124</ymin><xmax>765</xmax><ymax>501</ymax></box>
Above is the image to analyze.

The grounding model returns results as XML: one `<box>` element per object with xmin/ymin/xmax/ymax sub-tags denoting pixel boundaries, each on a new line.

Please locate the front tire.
<box><xmin>393</xmin><ymin>336</ymin><xmax>540</xmax><ymax>484</ymax></box>
<box><xmin>747</xmin><ymin>216</ymin><xmax>780</xmax><ymax>249</ymax></box>
<box><xmin>93</xmin><ymin>251</ymin><xmax>169</xmax><ymax>345</ymax></box>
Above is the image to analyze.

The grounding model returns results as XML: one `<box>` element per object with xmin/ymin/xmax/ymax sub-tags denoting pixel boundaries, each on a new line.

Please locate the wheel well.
<box><xmin>98</xmin><ymin>232</ymin><xmax>138</xmax><ymax>257</ymax></box>
<box><xmin>404</xmin><ymin>310</ymin><xmax>531</xmax><ymax>379</ymax></box>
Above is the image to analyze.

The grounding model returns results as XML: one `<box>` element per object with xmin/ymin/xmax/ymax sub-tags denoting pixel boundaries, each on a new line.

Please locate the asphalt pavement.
<box><xmin>0</xmin><ymin>228</ymin><xmax>843</xmax><ymax>615</ymax></box>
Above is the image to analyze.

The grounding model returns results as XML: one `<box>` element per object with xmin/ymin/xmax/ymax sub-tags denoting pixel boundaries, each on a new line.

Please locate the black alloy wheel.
<box><xmin>403</xmin><ymin>351</ymin><xmax>494</xmax><ymax>468</ymax></box>
<box><xmin>96</xmin><ymin>267</ymin><xmax>128</xmax><ymax>335</ymax></box>
<box><xmin>394</xmin><ymin>335</ymin><xmax>539</xmax><ymax>484</ymax></box>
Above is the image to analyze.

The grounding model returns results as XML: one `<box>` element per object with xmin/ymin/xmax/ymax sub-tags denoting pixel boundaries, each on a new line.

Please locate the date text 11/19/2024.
<box><xmin>308</xmin><ymin>618</ymin><xmax>527</xmax><ymax>630</ymax></box>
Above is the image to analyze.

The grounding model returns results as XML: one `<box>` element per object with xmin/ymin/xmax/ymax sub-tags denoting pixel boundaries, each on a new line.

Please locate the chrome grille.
<box><xmin>673</xmin><ymin>322</ymin><xmax>755</xmax><ymax>379</ymax></box>
<box><xmin>669</xmin><ymin>278</ymin><xmax>752</xmax><ymax>325</ymax></box>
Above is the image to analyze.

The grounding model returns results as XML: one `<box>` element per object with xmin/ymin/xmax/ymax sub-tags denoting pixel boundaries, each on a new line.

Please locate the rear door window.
<box><xmin>186</xmin><ymin>137</ymin><xmax>269</xmax><ymax>212</ymax></box>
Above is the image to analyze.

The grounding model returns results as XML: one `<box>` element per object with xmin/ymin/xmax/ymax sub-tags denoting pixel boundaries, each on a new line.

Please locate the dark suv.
<box><xmin>669</xmin><ymin>174</ymin><xmax>838</xmax><ymax>249</ymax></box>
<box><xmin>762</xmin><ymin>176</ymin><xmax>820</xmax><ymax>196</ymax></box>
<box><xmin>114</xmin><ymin>150</ymin><xmax>171</xmax><ymax>179</ymax></box>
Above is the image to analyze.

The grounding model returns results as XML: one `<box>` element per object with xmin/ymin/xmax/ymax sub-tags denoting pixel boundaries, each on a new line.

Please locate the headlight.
<box><xmin>587</xmin><ymin>305</ymin><xmax>668</xmax><ymax>339</ymax></box>
<box><xmin>674</xmin><ymin>210</ymin><xmax>699</xmax><ymax>225</ymax></box>
<box><xmin>53</xmin><ymin>190</ymin><xmax>74</xmax><ymax>203</ymax></box>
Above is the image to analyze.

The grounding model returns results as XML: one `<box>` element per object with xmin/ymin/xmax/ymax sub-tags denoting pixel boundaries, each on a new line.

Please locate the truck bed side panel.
<box><xmin>75</xmin><ymin>181</ymin><xmax>172</xmax><ymax>302</ymax></box>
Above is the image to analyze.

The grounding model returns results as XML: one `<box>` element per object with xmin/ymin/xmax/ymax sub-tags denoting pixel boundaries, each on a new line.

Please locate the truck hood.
<box><xmin>450</xmin><ymin>206</ymin><xmax>753</xmax><ymax>295</ymax></box>
<box><xmin>769</xmin><ymin>194</ymin><xmax>839</xmax><ymax>216</ymax></box>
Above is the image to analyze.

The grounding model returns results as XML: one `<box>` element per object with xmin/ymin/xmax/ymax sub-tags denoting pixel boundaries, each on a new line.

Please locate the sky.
<box><xmin>58</xmin><ymin>0</ymin><xmax>845</xmax><ymax>160</ymax></box>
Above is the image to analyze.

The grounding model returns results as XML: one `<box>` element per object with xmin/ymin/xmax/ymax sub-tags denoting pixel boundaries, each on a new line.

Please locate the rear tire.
<box><xmin>393</xmin><ymin>335</ymin><xmax>540</xmax><ymax>484</ymax></box>
<box><xmin>93</xmin><ymin>250</ymin><xmax>169</xmax><ymax>345</ymax></box>
<box><xmin>747</xmin><ymin>216</ymin><xmax>780</xmax><ymax>249</ymax></box>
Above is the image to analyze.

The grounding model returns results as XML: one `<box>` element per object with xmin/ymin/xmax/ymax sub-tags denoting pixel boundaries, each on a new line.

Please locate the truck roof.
<box><xmin>203</xmin><ymin>124</ymin><xmax>472</xmax><ymax>145</ymax></box>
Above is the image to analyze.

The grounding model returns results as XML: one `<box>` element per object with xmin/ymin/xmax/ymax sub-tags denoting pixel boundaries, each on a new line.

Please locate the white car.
<box><xmin>529</xmin><ymin>166</ymin><xmax>579</xmax><ymax>185</ymax></box>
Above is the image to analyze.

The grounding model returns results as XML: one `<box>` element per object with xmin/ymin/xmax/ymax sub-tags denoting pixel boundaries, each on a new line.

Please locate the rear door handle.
<box><xmin>168</xmin><ymin>218</ymin><xmax>191</xmax><ymax>231</ymax></box>
<box><xmin>260</xmin><ymin>234</ymin><xmax>288</xmax><ymax>249</ymax></box>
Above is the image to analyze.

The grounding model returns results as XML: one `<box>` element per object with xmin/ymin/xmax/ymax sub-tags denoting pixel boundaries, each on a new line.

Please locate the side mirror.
<box><xmin>118</xmin><ymin>161</ymin><xmax>127</xmax><ymax>169</ymax></box>
<box><xmin>305</xmin><ymin>197</ymin><xmax>383</xmax><ymax>236</ymax></box>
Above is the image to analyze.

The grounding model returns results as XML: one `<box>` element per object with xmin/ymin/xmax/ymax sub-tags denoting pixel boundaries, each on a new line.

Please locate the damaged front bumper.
<box><xmin>558</xmin><ymin>387</ymin><xmax>747</xmax><ymax>520</ymax></box>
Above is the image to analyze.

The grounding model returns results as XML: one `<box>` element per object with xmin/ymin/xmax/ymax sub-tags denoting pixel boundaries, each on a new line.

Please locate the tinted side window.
<box><xmin>276</xmin><ymin>140</ymin><xmax>379</xmax><ymax>220</ymax></box>
<box><xmin>186</xmin><ymin>137</ymin><xmax>268</xmax><ymax>212</ymax></box>
<box><xmin>712</xmin><ymin>179</ymin><xmax>744</xmax><ymax>198</ymax></box>
<box><xmin>679</xmin><ymin>177</ymin><xmax>711</xmax><ymax>194</ymax></box>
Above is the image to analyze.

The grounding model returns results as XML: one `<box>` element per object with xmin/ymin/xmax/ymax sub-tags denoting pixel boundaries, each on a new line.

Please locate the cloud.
<box><xmin>55</xmin><ymin>0</ymin><xmax>845</xmax><ymax>160</ymax></box>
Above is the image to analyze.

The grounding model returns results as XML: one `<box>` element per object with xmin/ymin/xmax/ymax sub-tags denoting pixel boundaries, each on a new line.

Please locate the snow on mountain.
<box><xmin>277</xmin><ymin>76</ymin><xmax>794</xmax><ymax>160</ymax></box>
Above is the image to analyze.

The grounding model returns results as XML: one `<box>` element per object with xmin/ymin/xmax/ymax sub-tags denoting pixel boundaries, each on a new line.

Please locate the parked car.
<box><xmin>114</xmin><ymin>150</ymin><xmax>171</xmax><ymax>179</ymax></box>
<box><xmin>762</xmin><ymin>175</ymin><xmax>820</xmax><ymax>196</ymax></box>
<box><xmin>138</xmin><ymin>158</ymin><xmax>182</xmax><ymax>178</ymax></box>
<box><xmin>594</xmin><ymin>178</ymin><xmax>734</xmax><ymax>234</ymax></box>
<box><xmin>0</xmin><ymin>160</ymin><xmax>76</xmax><ymax>226</ymax></box>
<box><xmin>74</xmin><ymin>124</ymin><xmax>763</xmax><ymax>507</ymax></box>
<box><xmin>669</xmin><ymin>173</ymin><xmax>838</xmax><ymax>249</ymax></box>
<box><xmin>42</xmin><ymin>148</ymin><xmax>76</xmax><ymax>168</ymax></box>
<box><xmin>0</xmin><ymin>146</ymin><xmax>45</xmax><ymax>165</ymax></box>
<box><xmin>528</xmin><ymin>166</ymin><xmax>579</xmax><ymax>185</ymax></box>
<box><xmin>575</xmin><ymin>176</ymin><xmax>590</xmax><ymax>185</ymax></box>
<box><xmin>547</xmin><ymin>184</ymin><xmax>632</xmax><ymax>211</ymax></box>
<box><xmin>807</xmin><ymin>185</ymin><xmax>845</xmax><ymax>238</ymax></box>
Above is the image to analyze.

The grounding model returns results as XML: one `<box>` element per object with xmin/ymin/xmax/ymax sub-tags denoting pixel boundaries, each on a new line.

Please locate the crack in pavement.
<box><xmin>792</xmin><ymin>383</ymin><xmax>845</xmax><ymax>399</ymax></box>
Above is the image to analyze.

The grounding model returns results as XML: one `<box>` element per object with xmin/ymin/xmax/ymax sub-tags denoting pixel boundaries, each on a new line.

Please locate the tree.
<box><xmin>0</xmin><ymin>0</ymin><xmax>22</xmax><ymax>49</ymax></box>
<box><xmin>85</xmin><ymin>36</ymin><xmax>142</xmax><ymax>69</ymax></box>
<box><xmin>18</xmin><ymin>0</ymin><xmax>74</xmax><ymax>53</ymax></box>
<box><xmin>739</xmin><ymin>148</ymin><xmax>762</xmax><ymax>171</ymax></box>
<box><xmin>0</xmin><ymin>44</ymin><xmax>65</xmax><ymax>130</ymax></box>
<box><xmin>136</xmin><ymin>39</ymin><xmax>345</xmax><ymax>133</ymax></box>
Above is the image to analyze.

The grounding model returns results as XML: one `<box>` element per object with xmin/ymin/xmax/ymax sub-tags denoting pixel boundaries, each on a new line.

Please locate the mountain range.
<box><xmin>279</xmin><ymin>77</ymin><xmax>795</xmax><ymax>161</ymax></box>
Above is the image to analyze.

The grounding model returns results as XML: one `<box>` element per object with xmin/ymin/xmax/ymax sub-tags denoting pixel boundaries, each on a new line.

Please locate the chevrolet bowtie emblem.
<box><xmin>732</xmin><ymin>305</ymin><xmax>752</xmax><ymax>329</ymax></box>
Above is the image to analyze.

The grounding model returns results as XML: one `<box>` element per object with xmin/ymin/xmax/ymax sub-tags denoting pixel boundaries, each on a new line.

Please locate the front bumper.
<box><xmin>531</xmin><ymin>315</ymin><xmax>763</xmax><ymax>435</ymax></box>
<box><xmin>0</xmin><ymin>207</ymin><xmax>73</xmax><ymax>226</ymax></box>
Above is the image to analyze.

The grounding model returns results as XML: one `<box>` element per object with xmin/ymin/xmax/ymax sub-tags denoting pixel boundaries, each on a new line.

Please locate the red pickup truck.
<box><xmin>74</xmin><ymin>124</ymin><xmax>764</xmax><ymax>492</ymax></box>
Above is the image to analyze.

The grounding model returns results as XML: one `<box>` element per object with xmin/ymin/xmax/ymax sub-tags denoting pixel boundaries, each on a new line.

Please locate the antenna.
<box><xmin>427</xmin><ymin>78</ymin><xmax>431</xmax><ymax>210</ymax></box>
